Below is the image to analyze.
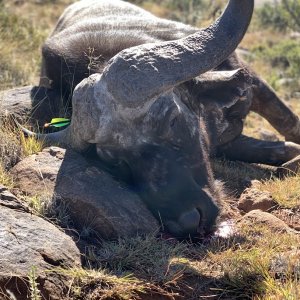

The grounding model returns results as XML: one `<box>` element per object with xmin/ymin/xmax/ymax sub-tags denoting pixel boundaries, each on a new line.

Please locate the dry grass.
<box><xmin>0</xmin><ymin>163</ymin><xmax>14</xmax><ymax>188</ymax></box>
<box><xmin>0</xmin><ymin>0</ymin><xmax>300</xmax><ymax>299</ymax></box>
<box><xmin>212</xmin><ymin>159</ymin><xmax>273</xmax><ymax>196</ymax></box>
<box><xmin>60</xmin><ymin>268</ymin><xmax>149</xmax><ymax>300</ymax></box>
<box><xmin>50</xmin><ymin>223</ymin><xmax>300</xmax><ymax>299</ymax></box>
<box><xmin>19</xmin><ymin>131</ymin><xmax>44</xmax><ymax>156</ymax></box>
<box><xmin>257</xmin><ymin>176</ymin><xmax>300</xmax><ymax>209</ymax></box>
<box><xmin>0</xmin><ymin>0</ymin><xmax>73</xmax><ymax>91</ymax></box>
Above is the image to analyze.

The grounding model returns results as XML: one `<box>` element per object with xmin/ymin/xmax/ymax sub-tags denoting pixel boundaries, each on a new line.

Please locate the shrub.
<box><xmin>258</xmin><ymin>0</ymin><xmax>300</xmax><ymax>32</ymax></box>
<box><xmin>254</xmin><ymin>40</ymin><xmax>300</xmax><ymax>78</ymax></box>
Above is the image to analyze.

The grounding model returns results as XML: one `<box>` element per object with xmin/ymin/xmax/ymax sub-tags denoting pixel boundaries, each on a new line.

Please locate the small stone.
<box><xmin>238</xmin><ymin>188</ymin><xmax>277</xmax><ymax>213</ymax></box>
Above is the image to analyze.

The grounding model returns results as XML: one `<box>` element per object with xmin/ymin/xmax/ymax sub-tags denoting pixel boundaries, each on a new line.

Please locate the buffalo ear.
<box><xmin>191</xmin><ymin>69</ymin><xmax>252</xmax><ymax>109</ymax></box>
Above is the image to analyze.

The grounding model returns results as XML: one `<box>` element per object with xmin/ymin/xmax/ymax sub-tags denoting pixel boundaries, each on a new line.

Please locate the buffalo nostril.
<box><xmin>178</xmin><ymin>208</ymin><xmax>201</xmax><ymax>233</ymax></box>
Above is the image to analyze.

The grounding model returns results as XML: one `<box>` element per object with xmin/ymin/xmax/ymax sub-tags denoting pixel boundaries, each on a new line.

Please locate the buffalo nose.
<box><xmin>178</xmin><ymin>208</ymin><xmax>201</xmax><ymax>234</ymax></box>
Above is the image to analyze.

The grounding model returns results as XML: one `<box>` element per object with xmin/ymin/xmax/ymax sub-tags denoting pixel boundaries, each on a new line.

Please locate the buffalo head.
<box><xmin>26</xmin><ymin>0</ymin><xmax>254</xmax><ymax>238</ymax></box>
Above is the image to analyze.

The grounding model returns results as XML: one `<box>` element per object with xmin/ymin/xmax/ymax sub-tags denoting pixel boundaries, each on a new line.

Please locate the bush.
<box><xmin>255</xmin><ymin>40</ymin><xmax>300</xmax><ymax>78</ymax></box>
<box><xmin>258</xmin><ymin>0</ymin><xmax>300</xmax><ymax>32</ymax></box>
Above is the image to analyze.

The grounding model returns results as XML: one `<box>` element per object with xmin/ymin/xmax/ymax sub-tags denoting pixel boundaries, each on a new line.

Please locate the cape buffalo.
<box><xmin>26</xmin><ymin>0</ymin><xmax>300</xmax><ymax>238</ymax></box>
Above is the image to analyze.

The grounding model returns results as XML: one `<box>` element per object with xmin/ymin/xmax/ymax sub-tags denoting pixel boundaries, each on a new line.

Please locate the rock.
<box><xmin>238</xmin><ymin>188</ymin><xmax>277</xmax><ymax>213</ymax></box>
<box><xmin>0</xmin><ymin>187</ymin><xmax>81</xmax><ymax>300</ymax></box>
<box><xmin>270</xmin><ymin>250</ymin><xmax>300</xmax><ymax>279</ymax></box>
<box><xmin>0</xmin><ymin>86</ymin><xmax>32</xmax><ymax>122</ymax></box>
<box><xmin>258</xmin><ymin>129</ymin><xmax>279</xmax><ymax>142</ymax></box>
<box><xmin>10</xmin><ymin>147</ymin><xmax>159</xmax><ymax>239</ymax></box>
<box><xmin>239</xmin><ymin>210</ymin><xmax>296</xmax><ymax>233</ymax></box>
<box><xmin>0</xmin><ymin>85</ymin><xmax>68</xmax><ymax>125</ymax></box>
<box><xmin>10</xmin><ymin>147</ymin><xmax>65</xmax><ymax>196</ymax></box>
<box><xmin>0</xmin><ymin>184</ymin><xmax>29</xmax><ymax>212</ymax></box>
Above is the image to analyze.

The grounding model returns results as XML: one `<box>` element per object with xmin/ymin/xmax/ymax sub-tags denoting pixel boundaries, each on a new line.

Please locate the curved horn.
<box><xmin>103</xmin><ymin>0</ymin><xmax>254</xmax><ymax>106</ymax></box>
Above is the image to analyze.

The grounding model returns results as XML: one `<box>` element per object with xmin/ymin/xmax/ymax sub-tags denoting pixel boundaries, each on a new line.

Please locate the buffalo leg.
<box><xmin>250</xmin><ymin>75</ymin><xmax>300</xmax><ymax>144</ymax></box>
<box><xmin>217</xmin><ymin>134</ymin><xmax>300</xmax><ymax>166</ymax></box>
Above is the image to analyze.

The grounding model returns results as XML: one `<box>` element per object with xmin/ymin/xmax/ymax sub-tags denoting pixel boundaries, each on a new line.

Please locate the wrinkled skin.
<box><xmin>29</xmin><ymin>0</ymin><xmax>300</xmax><ymax>238</ymax></box>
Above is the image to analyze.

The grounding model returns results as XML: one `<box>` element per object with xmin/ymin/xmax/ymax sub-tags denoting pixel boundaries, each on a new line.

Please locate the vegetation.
<box><xmin>0</xmin><ymin>0</ymin><xmax>300</xmax><ymax>299</ymax></box>
<box><xmin>258</xmin><ymin>176</ymin><xmax>300</xmax><ymax>208</ymax></box>
<box><xmin>57</xmin><ymin>225</ymin><xmax>300</xmax><ymax>299</ymax></box>
<box><xmin>29</xmin><ymin>267</ymin><xmax>42</xmax><ymax>300</ymax></box>
<box><xmin>258</xmin><ymin>0</ymin><xmax>300</xmax><ymax>32</ymax></box>
<box><xmin>250</xmin><ymin>0</ymin><xmax>300</xmax><ymax>95</ymax></box>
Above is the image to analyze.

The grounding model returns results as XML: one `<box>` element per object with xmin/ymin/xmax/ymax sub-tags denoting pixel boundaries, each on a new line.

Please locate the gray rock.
<box><xmin>0</xmin><ymin>186</ymin><xmax>81</xmax><ymax>300</ymax></box>
<box><xmin>10</xmin><ymin>147</ymin><xmax>159</xmax><ymax>239</ymax></box>
<box><xmin>0</xmin><ymin>184</ymin><xmax>29</xmax><ymax>212</ymax></box>
<box><xmin>238</xmin><ymin>188</ymin><xmax>277</xmax><ymax>213</ymax></box>
<box><xmin>0</xmin><ymin>86</ymin><xmax>32</xmax><ymax>122</ymax></box>
<box><xmin>0</xmin><ymin>85</ymin><xmax>68</xmax><ymax>126</ymax></box>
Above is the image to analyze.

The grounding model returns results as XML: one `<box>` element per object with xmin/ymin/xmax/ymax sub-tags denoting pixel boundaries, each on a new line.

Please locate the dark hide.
<box><xmin>32</xmin><ymin>0</ymin><xmax>300</xmax><ymax>238</ymax></box>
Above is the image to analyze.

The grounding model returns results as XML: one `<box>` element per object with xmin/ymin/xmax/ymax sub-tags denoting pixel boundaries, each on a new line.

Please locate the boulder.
<box><xmin>10</xmin><ymin>147</ymin><xmax>159</xmax><ymax>239</ymax></box>
<box><xmin>0</xmin><ymin>85</ymin><xmax>68</xmax><ymax>125</ymax></box>
<box><xmin>239</xmin><ymin>210</ymin><xmax>296</xmax><ymax>233</ymax></box>
<box><xmin>0</xmin><ymin>185</ymin><xmax>81</xmax><ymax>300</ymax></box>
<box><xmin>238</xmin><ymin>188</ymin><xmax>277</xmax><ymax>213</ymax></box>
<box><xmin>0</xmin><ymin>86</ymin><xmax>32</xmax><ymax>122</ymax></box>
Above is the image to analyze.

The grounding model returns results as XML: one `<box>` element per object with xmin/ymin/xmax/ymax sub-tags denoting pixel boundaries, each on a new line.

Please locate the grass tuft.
<box><xmin>59</xmin><ymin>268</ymin><xmax>149</xmax><ymax>300</ymax></box>
<box><xmin>257</xmin><ymin>176</ymin><xmax>300</xmax><ymax>208</ymax></box>
<box><xmin>19</xmin><ymin>131</ymin><xmax>44</xmax><ymax>157</ymax></box>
